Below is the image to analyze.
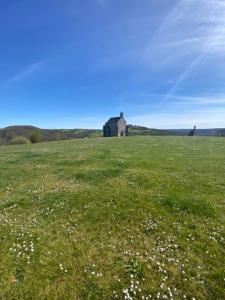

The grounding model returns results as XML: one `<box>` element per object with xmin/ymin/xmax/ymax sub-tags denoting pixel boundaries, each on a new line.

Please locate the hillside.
<box><xmin>0</xmin><ymin>125</ymin><xmax>225</xmax><ymax>145</ymax></box>
<box><xmin>0</xmin><ymin>137</ymin><xmax>225</xmax><ymax>299</ymax></box>
<box><xmin>0</xmin><ymin>125</ymin><xmax>174</xmax><ymax>145</ymax></box>
<box><xmin>127</xmin><ymin>125</ymin><xmax>174</xmax><ymax>136</ymax></box>
<box><xmin>168</xmin><ymin>128</ymin><xmax>225</xmax><ymax>136</ymax></box>
<box><xmin>0</xmin><ymin>126</ymin><xmax>102</xmax><ymax>145</ymax></box>
<box><xmin>128</xmin><ymin>125</ymin><xmax>225</xmax><ymax>137</ymax></box>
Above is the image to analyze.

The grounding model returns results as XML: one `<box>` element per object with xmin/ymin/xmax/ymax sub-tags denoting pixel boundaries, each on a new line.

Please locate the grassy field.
<box><xmin>0</xmin><ymin>136</ymin><xmax>225</xmax><ymax>300</ymax></box>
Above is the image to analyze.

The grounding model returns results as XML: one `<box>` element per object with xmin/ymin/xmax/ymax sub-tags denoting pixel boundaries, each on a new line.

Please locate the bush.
<box><xmin>30</xmin><ymin>131</ymin><xmax>41</xmax><ymax>143</ymax></box>
<box><xmin>11</xmin><ymin>136</ymin><xmax>30</xmax><ymax>145</ymax></box>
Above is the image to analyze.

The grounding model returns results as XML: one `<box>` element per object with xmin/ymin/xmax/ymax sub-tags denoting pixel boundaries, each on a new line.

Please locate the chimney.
<box><xmin>120</xmin><ymin>112</ymin><xmax>124</xmax><ymax>118</ymax></box>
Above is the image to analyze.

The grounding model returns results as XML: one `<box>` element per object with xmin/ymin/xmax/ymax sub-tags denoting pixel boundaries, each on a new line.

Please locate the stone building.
<box><xmin>103</xmin><ymin>112</ymin><xmax>128</xmax><ymax>137</ymax></box>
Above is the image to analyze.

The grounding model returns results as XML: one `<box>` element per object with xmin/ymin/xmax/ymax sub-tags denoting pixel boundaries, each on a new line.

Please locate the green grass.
<box><xmin>0</xmin><ymin>136</ymin><xmax>225</xmax><ymax>299</ymax></box>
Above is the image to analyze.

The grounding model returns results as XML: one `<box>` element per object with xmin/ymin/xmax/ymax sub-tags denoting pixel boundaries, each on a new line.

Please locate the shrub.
<box><xmin>11</xmin><ymin>136</ymin><xmax>30</xmax><ymax>145</ymax></box>
<box><xmin>30</xmin><ymin>131</ymin><xmax>41</xmax><ymax>143</ymax></box>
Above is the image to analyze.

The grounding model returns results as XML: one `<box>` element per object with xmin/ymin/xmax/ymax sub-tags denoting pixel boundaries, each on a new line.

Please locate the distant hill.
<box><xmin>0</xmin><ymin>126</ymin><xmax>102</xmax><ymax>145</ymax></box>
<box><xmin>168</xmin><ymin>128</ymin><xmax>225</xmax><ymax>136</ymax></box>
<box><xmin>0</xmin><ymin>125</ymin><xmax>224</xmax><ymax>145</ymax></box>
<box><xmin>127</xmin><ymin>125</ymin><xmax>174</xmax><ymax>136</ymax></box>
<box><xmin>127</xmin><ymin>125</ymin><xmax>225</xmax><ymax>137</ymax></box>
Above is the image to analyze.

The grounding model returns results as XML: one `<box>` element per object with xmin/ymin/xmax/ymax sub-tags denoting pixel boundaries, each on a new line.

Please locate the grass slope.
<box><xmin>0</xmin><ymin>137</ymin><xmax>225</xmax><ymax>299</ymax></box>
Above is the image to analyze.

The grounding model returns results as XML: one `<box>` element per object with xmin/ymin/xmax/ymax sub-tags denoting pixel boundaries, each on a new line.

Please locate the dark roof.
<box><xmin>105</xmin><ymin>117</ymin><xmax>120</xmax><ymax>125</ymax></box>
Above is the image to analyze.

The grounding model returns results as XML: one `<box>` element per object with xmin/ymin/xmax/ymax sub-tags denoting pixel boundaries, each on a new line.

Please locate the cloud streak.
<box><xmin>8</xmin><ymin>60</ymin><xmax>45</xmax><ymax>83</ymax></box>
<box><xmin>144</xmin><ymin>0</ymin><xmax>225</xmax><ymax>107</ymax></box>
<box><xmin>145</xmin><ymin>0</ymin><xmax>225</xmax><ymax>66</ymax></box>
<box><xmin>128</xmin><ymin>107</ymin><xmax>225</xmax><ymax>129</ymax></box>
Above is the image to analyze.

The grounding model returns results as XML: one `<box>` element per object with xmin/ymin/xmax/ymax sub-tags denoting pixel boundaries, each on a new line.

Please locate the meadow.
<box><xmin>0</xmin><ymin>136</ymin><xmax>225</xmax><ymax>300</ymax></box>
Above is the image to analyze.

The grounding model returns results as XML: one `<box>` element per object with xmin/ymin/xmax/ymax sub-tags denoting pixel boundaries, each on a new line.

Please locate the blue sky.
<box><xmin>0</xmin><ymin>0</ymin><xmax>225</xmax><ymax>129</ymax></box>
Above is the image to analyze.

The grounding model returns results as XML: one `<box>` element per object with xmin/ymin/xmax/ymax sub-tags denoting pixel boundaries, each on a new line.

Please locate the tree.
<box><xmin>30</xmin><ymin>130</ymin><xmax>41</xmax><ymax>143</ymax></box>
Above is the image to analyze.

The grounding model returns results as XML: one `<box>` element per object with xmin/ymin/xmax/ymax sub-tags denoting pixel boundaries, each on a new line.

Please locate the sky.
<box><xmin>0</xmin><ymin>0</ymin><xmax>225</xmax><ymax>129</ymax></box>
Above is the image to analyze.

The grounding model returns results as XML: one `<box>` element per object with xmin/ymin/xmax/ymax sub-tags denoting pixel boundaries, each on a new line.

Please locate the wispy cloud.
<box><xmin>128</xmin><ymin>107</ymin><xmax>225</xmax><ymax>129</ymax></box>
<box><xmin>8</xmin><ymin>60</ymin><xmax>45</xmax><ymax>83</ymax></box>
<box><xmin>161</xmin><ymin>55</ymin><xmax>206</xmax><ymax>105</ymax></box>
<box><xmin>93</xmin><ymin>0</ymin><xmax>225</xmax><ymax>78</ymax></box>
<box><xmin>117</xmin><ymin>92</ymin><xmax>225</xmax><ymax>121</ymax></box>
<box><xmin>145</xmin><ymin>0</ymin><xmax>225</xmax><ymax>66</ymax></box>
<box><xmin>171</xmin><ymin>94</ymin><xmax>225</xmax><ymax>105</ymax></box>
<box><xmin>143</xmin><ymin>0</ymin><xmax>225</xmax><ymax>106</ymax></box>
